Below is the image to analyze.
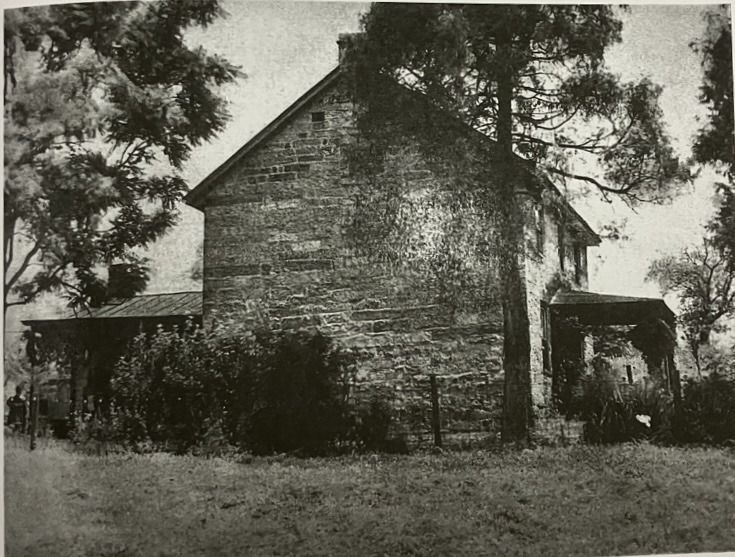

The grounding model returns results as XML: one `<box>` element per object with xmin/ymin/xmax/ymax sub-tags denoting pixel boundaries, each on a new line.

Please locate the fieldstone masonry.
<box><xmin>196</xmin><ymin>70</ymin><xmax>596</xmax><ymax>446</ymax></box>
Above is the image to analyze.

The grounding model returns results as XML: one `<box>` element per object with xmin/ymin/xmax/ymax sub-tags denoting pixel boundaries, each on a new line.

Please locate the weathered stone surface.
<box><xmin>199</xmin><ymin>74</ymin><xmax>591</xmax><ymax>446</ymax></box>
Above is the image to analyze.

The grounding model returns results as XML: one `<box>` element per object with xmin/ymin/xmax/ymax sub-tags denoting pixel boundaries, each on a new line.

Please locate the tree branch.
<box><xmin>5</xmin><ymin>239</ymin><xmax>42</xmax><ymax>294</ymax></box>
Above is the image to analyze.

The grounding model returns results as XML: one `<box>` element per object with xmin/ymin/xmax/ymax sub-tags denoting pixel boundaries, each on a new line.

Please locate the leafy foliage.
<box><xmin>691</xmin><ymin>7</ymin><xmax>735</xmax><ymax>271</ymax></box>
<box><xmin>575</xmin><ymin>368</ymin><xmax>673</xmax><ymax>445</ymax></box>
<box><xmin>692</xmin><ymin>7</ymin><xmax>733</xmax><ymax>176</ymax></box>
<box><xmin>568</xmin><ymin>350</ymin><xmax>735</xmax><ymax>447</ymax></box>
<box><xmin>350</xmin><ymin>394</ymin><xmax>395</xmax><ymax>453</ymax></box>
<box><xmin>647</xmin><ymin>238</ymin><xmax>734</xmax><ymax>368</ymax></box>
<box><xmin>3</xmin><ymin>1</ymin><xmax>240</xmax><ymax>312</ymax></box>
<box><xmin>346</xmin><ymin>5</ymin><xmax>687</xmax><ymax>204</ymax></box>
<box><xmin>698</xmin><ymin>342</ymin><xmax>735</xmax><ymax>380</ymax></box>
<box><xmin>232</xmin><ymin>330</ymin><xmax>355</xmax><ymax>455</ymax></box>
<box><xmin>3</xmin><ymin>342</ymin><xmax>30</xmax><ymax>390</ymax></box>
<box><xmin>672</xmin><ymin>374</ymin><xmax>735</xmax><ymax>445</ymax></box>
<box><xmin>710</xmin><ymin>184</ymin><xmax>735</xmax><ymax>267</ymax></box>
<box><xmin>110</xmin><ymin>323</ymin><xmax>387</xmax><ymax>455</ymax></box>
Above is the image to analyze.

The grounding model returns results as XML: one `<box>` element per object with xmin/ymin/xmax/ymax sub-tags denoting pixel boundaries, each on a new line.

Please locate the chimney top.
<box><xmin>337</xmin><ymin>32</ymin><xmax>363</xmax><ymax>65</ymax></box>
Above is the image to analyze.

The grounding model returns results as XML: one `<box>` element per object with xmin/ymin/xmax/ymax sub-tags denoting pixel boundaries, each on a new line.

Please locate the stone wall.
<box><xmin>200</xmin><ymin>70</ymin><xmax>598</xmax><ymax>445</ymax></box>
<box><xmin>521</xmin><ymin>193</ymin><xmax>591</xmax><ymax>416</ymax></box>
<box><xmin>202</xmin><ymin>77</ymin><xmax>505</xmax><ymax>446</ymax></box>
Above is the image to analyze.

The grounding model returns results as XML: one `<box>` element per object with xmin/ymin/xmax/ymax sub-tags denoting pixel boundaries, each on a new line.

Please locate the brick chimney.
<box><xmin>106</xmin><ymin>263</ymin><xmax>147</xmax><ymax>301</ymax></box>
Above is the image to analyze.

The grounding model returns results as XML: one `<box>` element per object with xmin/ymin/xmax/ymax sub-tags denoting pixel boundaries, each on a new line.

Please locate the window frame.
<box><xmin>573</xmin><ymin>243</ymin><xmax>586</xmax><ymax>284</ymax></box>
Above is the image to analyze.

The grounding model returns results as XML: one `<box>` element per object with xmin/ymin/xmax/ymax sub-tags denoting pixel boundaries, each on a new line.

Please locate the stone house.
<box><xmin>17</xmin><ymin>35</ymin><xmax>678</xmax><ymax>446</ymax></box>
<box><xmin>182</xmin><ymin>36</ymin><xmax>679</xmax><ymax>446</ymax></box>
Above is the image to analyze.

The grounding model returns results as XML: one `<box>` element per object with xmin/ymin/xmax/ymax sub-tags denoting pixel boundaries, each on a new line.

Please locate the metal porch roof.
<box><xmin>22</xmin><ymin>291</ymin><xmax>202</xmax><ymax>325</ymax></box>
<box><xmin>550</xmin><ymin>290</ymin><xmax>675</xmax><ymax>326</ymax></box>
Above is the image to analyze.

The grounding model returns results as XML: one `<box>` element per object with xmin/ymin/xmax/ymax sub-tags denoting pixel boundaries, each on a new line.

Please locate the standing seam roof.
<box><xmin>22</xmin><ymin>291</ymin><xmax>202</xmax><ymax>324</ymax></box>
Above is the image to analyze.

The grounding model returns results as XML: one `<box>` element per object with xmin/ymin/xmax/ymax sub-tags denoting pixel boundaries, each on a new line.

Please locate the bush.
<box><xmin>110</xmin><ymin>323</ymin><xmax>363</xmax><ymax>455</ymax></box>
<box><xmin>232</xmin><ymin>330</ymin><xmax>355</xmax><ymax>455</ymax></box>
<box><xmin>572</xmin><ymin>367</ymin><xmax>735</xmax><ymax>447</ymax></box>
<box><xmin>574</xmin><ymin>370</ymin><xmax>673</xmax><ymax>444</ymax></box>
<box><xmin>351</xmin><ymin>394</ymin><xmax>394</xmax><ymax>452</ymax></box>
<box><xmin>672</xmin><ymin>374</ymin><xmax>735</xmax><ymax>445</ymax></box>
<box><xmin>111</xmin><ymin>322</ymin><xmax>244</xmax><ymax>453</ymax></box>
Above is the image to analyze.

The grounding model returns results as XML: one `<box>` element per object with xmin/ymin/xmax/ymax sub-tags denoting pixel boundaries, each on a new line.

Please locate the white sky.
<box><xmin>4</xmin><ymin>1</ymin><xmax>730</xmax><ymax>332</ymax></box>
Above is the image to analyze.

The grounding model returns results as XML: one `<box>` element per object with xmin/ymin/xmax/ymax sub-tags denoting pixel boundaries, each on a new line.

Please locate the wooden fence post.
<box><xmin>429</xmin><ymin>374</ymin><xmax>442</xmax><ymax>448</ymax></box>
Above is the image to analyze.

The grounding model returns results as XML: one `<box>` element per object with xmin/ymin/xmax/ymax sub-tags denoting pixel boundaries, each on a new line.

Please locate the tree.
<box><xmin>344</xmin><ymin>5</ymin><xmax>687</xmax><ymax>441</ymax></box>
<box><xmin>4</xmin><ymin>1</ymin><xmax>240</xmax><ymax>317</ymax></box>
<box><xmin>691</xmin><ymin>7</ymin><xmax>734</xmax><ymax>267</ymax></box>
<box><xmin>647</xmin><ymin>238</ymin><xmax>735</xmax><ymax>374</ymax></box>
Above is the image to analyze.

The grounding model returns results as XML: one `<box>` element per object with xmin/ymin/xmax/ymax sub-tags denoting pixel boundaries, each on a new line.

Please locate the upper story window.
<box><xmin>558</xmin><ymin>225</ymin><xmax>566</xmax><ymax>271</ymax></box>
<box><xmin>533</xmin><ymin>204</ymin><xmax>544</xmax><ymax>255</ymax></box>
<box><xmin>541</xmin><ymin>302</ymin><xmax>551</xmax><ymax>375</ymax></box>
<box><xmin>573</xmin><ymin>243</ymin><xmax>586</xmax><ymax>284</ymax></box>
<box><xmin>311</xmin><ymin>111</ymin><xmax>326</xmax><ymax>129</ymax></box>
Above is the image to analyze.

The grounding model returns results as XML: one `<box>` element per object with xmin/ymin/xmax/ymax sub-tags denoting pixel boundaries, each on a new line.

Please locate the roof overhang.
<box><xmin>22</xmin><ymin>291</ymin><xmax>202</xmax><ymax>327</ymax></box>
<box><xmin>550</xmin><ymin>290</ymin><xmax>675</xmax><ymax>327</ymax></box>
<box><xmin>184</xmin><ymin>66</ymin><xmax>343</xmax><ymax>210</ymax></box>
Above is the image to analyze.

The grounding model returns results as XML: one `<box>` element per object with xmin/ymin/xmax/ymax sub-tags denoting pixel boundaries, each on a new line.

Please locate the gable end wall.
<box><xmin>200</xmin><ymin>76</ymin><xmax>588</xmax><ymax>445</ymax></box>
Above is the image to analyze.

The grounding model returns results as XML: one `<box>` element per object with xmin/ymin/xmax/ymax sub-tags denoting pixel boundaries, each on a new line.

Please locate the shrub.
<box><xmin>575</xmin><ymin>369</ymin><xmax>673</xmax><ymax>444</ymax></box>
<box><xmin>111</xmin><ymin>322</ymin><xmax>244</xmax><ymax>453</ymax></box>
<box><xmin>232</xmin><ymin>330</ymin><xmax>355</xmax><ymax>455</ymax></box>
<box><xmin>110</xmin><ymin>323</ymin><xmax>358</xmax><ymax>455</ymax></box>
<box><xmin>351</xmin><ymin>394</ymin><xmax>394</xmax><ymax>452</ymax></box>
<box><xmin>672</xmin><ymin>374</ymin><xmax>735</xmax><ymax>445</ymax></box>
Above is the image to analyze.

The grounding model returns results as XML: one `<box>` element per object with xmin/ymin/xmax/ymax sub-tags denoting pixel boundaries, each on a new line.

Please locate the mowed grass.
<box><xmin>5</xmin><ymin>435</ymin><xmax>735</xmax><ymax>557</ymax></box>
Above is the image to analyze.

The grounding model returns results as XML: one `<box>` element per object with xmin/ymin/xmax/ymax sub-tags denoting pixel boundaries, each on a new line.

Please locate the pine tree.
<box><xmin>345</xmin><ymin>4</ymin><xmax>687</xmax><ymax>441</ymax></box>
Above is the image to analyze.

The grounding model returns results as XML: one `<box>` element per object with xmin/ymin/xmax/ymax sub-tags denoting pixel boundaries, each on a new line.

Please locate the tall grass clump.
<box><xmin>570</xmin><ymin>367</ymin><xmax>673</xmax><ymax>444</ymax></box>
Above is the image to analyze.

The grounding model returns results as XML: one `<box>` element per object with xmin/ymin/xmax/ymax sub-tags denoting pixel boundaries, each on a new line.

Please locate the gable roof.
<box><xmin>185</xmin><ymin>66</ymin><xmax>342</xmax><ymax>210</ymax></box>
<box><xmin>184</xmin><ymin>64</ymin><xmax>600</xmax><ymax>246</ymax></box>
<box><xmin>22</xmin><ymin>291</ymin><xmax>202</xmax><ymax>325</ymax></box>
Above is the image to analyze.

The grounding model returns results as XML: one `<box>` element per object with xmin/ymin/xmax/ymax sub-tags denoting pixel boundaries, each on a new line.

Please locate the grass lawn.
<box><xmin>5</xmin><ymin>435</ymin><xmax>735</xmax><ymax>557</ymax></box>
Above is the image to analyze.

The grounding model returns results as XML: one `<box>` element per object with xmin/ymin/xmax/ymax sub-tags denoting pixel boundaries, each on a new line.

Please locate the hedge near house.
<box><xmin>108</xmin><ymin>322</ymin><xmax>390</xmax><ymax>455</ymax></box>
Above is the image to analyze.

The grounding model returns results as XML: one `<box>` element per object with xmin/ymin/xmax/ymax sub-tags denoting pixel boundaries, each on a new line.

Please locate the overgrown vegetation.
<box><xmin>567</xmin><ymin>365</ymin><xmax>735</xmax><ymax>447</ymax></box>
<box><xmin>102</xmin><ymin>323</ymin><xmax>393</xmax><ymax>456</ymax></box>
<box><xmin>672</xmin><ymin>374</ymin><xmax>735</xmax><ymax>445</ymax></box>
<box><xmin>573</xmin><ymin>370</ymin><xmax>674</xmax><ymax>445</ymax></box>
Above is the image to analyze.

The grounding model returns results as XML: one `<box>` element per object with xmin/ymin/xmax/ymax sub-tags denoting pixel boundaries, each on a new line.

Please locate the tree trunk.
<box><xmin>693</xmin><ymin>326</ymin><xmax>712</xmax><ymax>378</ymax></box>
<box><xmin>698</xmin><ymin>327</ymin><xmax>712</xmax><ymax>346</ymax></box>
<box><xmin>496</xmin><ymin>30</ymin><xmax>533</xmax><ymax>444</ymax></box>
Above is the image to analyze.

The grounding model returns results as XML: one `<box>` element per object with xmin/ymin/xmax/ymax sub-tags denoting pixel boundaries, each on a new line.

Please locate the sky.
<box><xmin>5</xmin><ymin>1</ymin><xmax>730</xmax><ymax>334</ymax></box>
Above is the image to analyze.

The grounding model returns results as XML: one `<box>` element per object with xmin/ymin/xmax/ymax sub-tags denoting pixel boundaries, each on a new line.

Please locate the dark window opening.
<box><xmin>626</xmin><ymin>364</ymin><xmax>633</xmax><ymax>384</ymax></box>
<box><xmin>541</xmin><ymin>302</ymin><xmax>551</xmax><ymax>374</ymax></box>
<box><xmin>311</xmin><ymin>111</ymin><xmax>325</xmax><ymax>123</ymax></box>
<box><xmin>558</xmin><ymin>226</ymin><xmax>566</xmax><ymax>271</ymax></box>
<box><xmin>573</xmin><ymin>243</ymin><xmax>586</xmax><ymax>284</ymax></box>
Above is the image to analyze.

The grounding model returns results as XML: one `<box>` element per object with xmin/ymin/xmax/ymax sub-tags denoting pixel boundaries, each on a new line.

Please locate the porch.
<box><xmin>548</xmin><ymin>290</ymin><xmax>679</xmax><ymax>416</ymax></box>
